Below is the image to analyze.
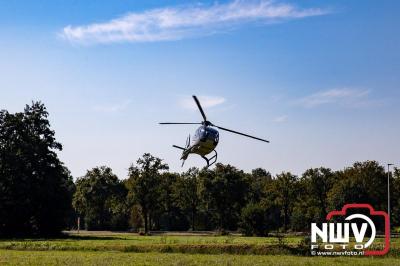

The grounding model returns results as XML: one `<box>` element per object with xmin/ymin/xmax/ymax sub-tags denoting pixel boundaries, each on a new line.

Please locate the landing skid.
<box><xmin>202</xmin><ymin>150</ymin><xmax>218</xmax><ymax>168</ymax></box>
<box><xmin>173</xmin><ymin>145</ymin><xmax>218</xmax><ymax>168</ymax></box>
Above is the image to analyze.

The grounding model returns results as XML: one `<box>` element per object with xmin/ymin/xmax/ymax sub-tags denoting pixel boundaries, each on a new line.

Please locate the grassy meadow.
<box><xmin>1</xmin><ymin>250</ymin><xmax>400</xmax><ymax>266</ymax></box>
<box><xmin>0</xmin><ymin>231</ymin><xmax>399</xmax><ymax>265</ymax></box>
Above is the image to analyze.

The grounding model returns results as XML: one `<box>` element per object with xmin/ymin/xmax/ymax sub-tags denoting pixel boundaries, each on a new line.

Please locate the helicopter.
<box><xmin>160</xmin><ymin>95</ymin><xmax>269</xmax><ymax>167</ymax></box>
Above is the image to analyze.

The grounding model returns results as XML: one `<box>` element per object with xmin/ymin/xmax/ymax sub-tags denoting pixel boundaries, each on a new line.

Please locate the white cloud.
<box><xmin>60</xmin><ymin>0</ymin><xmax>329</xmax><ymax>44</ymax></box>
<box><xmin>93</xmin><ymin>100</ymin><xmax>132</xmax><ymax>113</ymax></box>
<box><xmin>273</xmin><ymin>115</ymin><xmax>288</xmax><ymax>123</ymax></box>
<box><xmin>295</xmin><ymin>88</ymin><xmax>371</xmax><ymax>108</ymax></box>
<box><xmin>180</xmin><ymin>96</ymin><xmax>226</xmax><ymax>110</ymax></box>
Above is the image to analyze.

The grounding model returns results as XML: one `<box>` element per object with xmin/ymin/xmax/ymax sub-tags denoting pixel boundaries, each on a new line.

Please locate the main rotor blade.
<box><xmin>193</xmin><ymin>95</ymin><xmax>207</xmax><ymax>122</ymax></box>
<box><xmin>215</xmin><ymin>125</ymin><xmax>269</xmax><ymax>143</ymax></box>
<box><xmin>159</xmin><ymin>122</ymin><xmax>201</xmax><ymax>125</ymax></box>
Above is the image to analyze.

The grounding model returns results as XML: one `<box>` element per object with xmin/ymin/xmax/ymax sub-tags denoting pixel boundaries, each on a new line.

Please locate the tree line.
<box><xmin>0</xmin><ymin>102</ymin><xmax>399</xmax><ymax>237</ymax></box>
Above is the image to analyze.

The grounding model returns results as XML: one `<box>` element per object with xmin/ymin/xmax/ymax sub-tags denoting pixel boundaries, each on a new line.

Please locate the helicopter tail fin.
<box><xmin>185</xmin><ymin>134</ymin><xmax>190</xmax><ymax>149</ymax></box>
<box><xmin>172</xmin><ymin>145</ymin><xmax>187</xmax><ymax>167</ymax></box>
<box><xmin>174</xmin><ymin>134</ymin><xmax>191</xmax><ymax>167</ymax></box>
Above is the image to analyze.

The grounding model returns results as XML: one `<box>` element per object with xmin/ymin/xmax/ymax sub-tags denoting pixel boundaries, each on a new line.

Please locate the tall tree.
<box><xmin>274</xmin><ymin>172</ymin><xmax>298</xmax><ymax>232</ymax></box>
<box><xmin>290</xmin><ymin>168</ymin><xmax>335</xmax><ymax>230</ymax></box>
<box><xmin>175</xmin><ymin>168</ymin><xmax>200</xmax><ymax>230</ymax></box>
<box><xmin>328</xmin><ymin>161</ymin><xmax>387</xmax><ymax>212</ymax></box>
<box><xmin>73</xmin><ymin>166</ymin><xmax>127</xmax><ymax>230</ymax></box>
<box><xmin>157</xmin><ymin>172</ymin><xmax>187</xmax><ymax>230</ymax></box>
<box><xmin>126</xmin><ymin>153</ymin><xmax>168</xmax><ymax>234</ymax></box>
<box><xmin>249</xmin><ymin>168</ymin><xmax>272</xmax><ymax>202</ymax></box>
<box><xmin>302</xmin><ymin>168</ymin><xmax>335</xmax><ymax>219</ymax></box>
<box><xmin>200</xmin><ymin>164</ymin><xmax>249</xmax><ymax>231</ymax></box>
<box><xmin>0</xmin><ymin>102</ymin><xmax>74</xmax><ymax>236</ymax></box>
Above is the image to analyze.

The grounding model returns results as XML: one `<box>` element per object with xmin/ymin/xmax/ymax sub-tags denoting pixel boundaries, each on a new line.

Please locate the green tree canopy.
<box><xmin>328</xmin><ymin>161</ymin><xmax>387</xmax><ymax>211</ymax></box>
<box><xmin>73</xmin><ymin>166</ymin><xmax>127</xmax><ymax>230</ymax></box>
<box><xmin>0</xmin><ymin>102</ymin><xmax>74</xmax><ymax>236</ymax></box>
<box><xmin>199</xmin><ymin>164</ymin><xmax>249</xmax><ymax>231</ymax></box>
<box><xmin>126</xmin><ymin>153</ymin><xmax>169</xmax><ymax>234</ymax></box>
<box><xmin>175</xmin><ymin>167</ymin><xmax>201</xmax><ymax>230</ymax></box>
<box><xmin>291</xmin><ymin>168</ymin><xmax>335</xmax><ymax>230</ymax></box>
<box><xmin>274</xmin><ymin>172</ymin><xmax>298</xmax><ymax>232</ymax></box>
<box><xmin>248</xmin><ymin>168</ymin><xmax>272</xmax><ymax>203</ymax></box>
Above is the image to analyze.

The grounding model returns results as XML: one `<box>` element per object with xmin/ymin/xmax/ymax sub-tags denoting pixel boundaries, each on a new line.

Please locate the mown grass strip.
<box><xmin>0</xmin><ymin>242</ymin><xmax>306</xmax><ymax>255</ymax></box>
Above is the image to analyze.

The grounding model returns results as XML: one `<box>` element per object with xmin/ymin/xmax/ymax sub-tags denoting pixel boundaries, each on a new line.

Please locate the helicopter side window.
<box><xmin>194</xmin><ymin>128</ymin><xmax>201</xmax><ymax>140</ymax></box>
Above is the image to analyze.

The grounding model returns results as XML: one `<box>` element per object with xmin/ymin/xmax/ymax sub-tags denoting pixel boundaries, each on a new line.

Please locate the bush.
<box><xmin>240</xmin><ymin>203</ymin><xmax>268</xmax><ymax>236</ymax></box>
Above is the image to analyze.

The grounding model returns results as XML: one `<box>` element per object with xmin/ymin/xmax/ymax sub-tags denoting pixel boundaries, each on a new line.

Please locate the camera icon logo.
<box><xmin>311</xmin><ymin>203</ymin><xmax>389</xmax><ymax>256</ymax></box>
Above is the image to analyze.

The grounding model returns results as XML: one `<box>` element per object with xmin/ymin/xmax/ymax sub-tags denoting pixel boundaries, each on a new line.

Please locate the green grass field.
<box><xmin>0</xmin><ymin>231</ymin><xmax>399</xmax><ymax>265</ymax></box>
<box><xmin>1</xmin><ymin>250</ymin><xmax>400</xmax><ymax>266</ymax></box>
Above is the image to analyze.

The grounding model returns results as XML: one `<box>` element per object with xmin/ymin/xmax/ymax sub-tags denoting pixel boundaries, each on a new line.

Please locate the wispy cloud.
<box><xmin>60</xmin><ymin>0</ymin><xmax>329</xmax><ymax>44</ymax></box>
<box><xmin>93</xmin><ymin>100</ymin><xmax>132</xmax><ymax>113</ymax></box>
<box><xmin>180</xmin><ymin>96</ymin><xmax>226</xmax><ymax>110</ymax></box>
<box><xmin>295</xmin><ymin>88</ymin><xmax>372</xmax><ymax>108</ymax></box>
<box><xmin>273</xmin><ymin>115</ymin><xmax>288</xmax><ymax>123</ymax></box>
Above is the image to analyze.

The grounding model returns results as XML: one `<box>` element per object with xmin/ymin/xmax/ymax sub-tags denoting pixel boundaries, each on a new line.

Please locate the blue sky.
<box><xmin>1</xmin><ymin>0</ymin><xmax>399</xmax><ymax>178</ymax></box>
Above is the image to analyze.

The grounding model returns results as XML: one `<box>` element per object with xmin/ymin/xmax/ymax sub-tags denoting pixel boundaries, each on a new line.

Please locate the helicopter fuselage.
<box><xmin>181</xmin><ymin>126</ymin><xmax>219</xmax><ymax>159</ymax></box>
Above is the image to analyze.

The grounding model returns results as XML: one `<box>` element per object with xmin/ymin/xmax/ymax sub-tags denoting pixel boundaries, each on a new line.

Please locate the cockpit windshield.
<box><xmin>203</xmin><ymin>127</ymin><xmax>219</xmax><ymax>142</ymax></box>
